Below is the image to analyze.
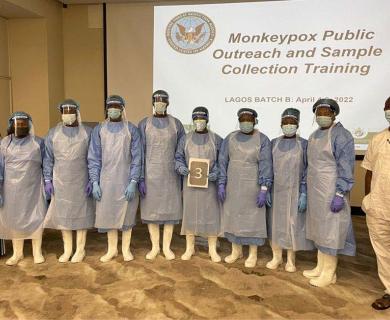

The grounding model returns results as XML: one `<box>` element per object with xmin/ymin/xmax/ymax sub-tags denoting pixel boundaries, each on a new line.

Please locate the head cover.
<box><xmin>281</xmin><ymin>108</ymin><xmax>300</xmax><ymax>122</ymax></box>
<box><xmin>312</xmin><ymin>98</ymin><xmax>340</xmax><ymax>116</ymax></box>
<box><xmin>8</xmin><ymin>111</ymin><xmax>33</xmax><ymax>137</ymax></box>
<box><xmin>8</xmin><ymin>111</ymin><xmax>32</xmax><ymax>127</ymax></box>
<box><xmin>385</xmin><ymin>96</ymin><xmax>390</xmax><ymax>110</ymax></box>
<box><xmin>106</xmin><ymin>95</ymin><xmax>125</xmax><ymax>109</ymax></box>
<box><xmin>237</xmin><ymin>108</ymin><xmax>258</xmax><ymax>119</ymax></box>
<box><xmin>237</xmin><ymin>108</ymin><xmax>258</xmax><ymax>125</ymax></box>
<box><xmin>152</xmin><ymin>90</ymin><xmax>169</xmax><ymax>106</ymax></box>
<box><xmin>192</xmin><ymin>106</ymin><xmax>209</xmax><ymax>122</ymax></box>
<box><xmin>57</xmin><ymin>99</ymin><xmax>80</xmax><ymax>112</ymax></box>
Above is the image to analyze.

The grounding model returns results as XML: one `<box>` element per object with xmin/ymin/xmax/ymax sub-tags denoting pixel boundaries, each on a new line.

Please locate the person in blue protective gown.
<box><xmin>218</xmin><ymin>108</ymin><xmax>273</xmax><ymax>268</ymax></box>
<box><xmin>175</xmin><ymin>106</ymin><xmax>223</xmax><ymax>262</ymax></box>
<box><xmin>138</xmin><ymin>90</ymin><xmax>185</xmax><ymax>261</ymax></box>
<box><xmin>88</xmin><ymin>95</ymin><xmax>141</xmax><ymax>263</ymax></box>
<box><xmin>43</xmin><ymin>99</ymin><xmax>95</xmax><ymax>263</ymax></box>
<box><xmin>0</xmin><ymin>112</ymin><xmax>46</xmax><ymax>266</ymax></box>
<box><xmin>266</xmin><ymin>108</ymin><xmax>314</xmax><ymax>273</ymax></box>
<box><xmin>303</xmin><ymin>98</ymin><xmax>356</xmax><ymax>287</ymax></box>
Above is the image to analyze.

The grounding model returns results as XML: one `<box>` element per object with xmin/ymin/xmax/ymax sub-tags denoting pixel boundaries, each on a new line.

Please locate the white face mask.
<box><xmin>154</xmin><ymin>102</ymin><xmax>167</xmax><ymax>114</ymax></box>
<box><xmin>194</xmin><ymin>119</ymin><xmax>207</xmax><ymax>132</ymax></box>
<box><xmin>316</xmin><ymin>116</ymin><xmax>333</xmax><ymax>128</ymax></box>
<box><xmin>62</xmin><ymin>114</ymin><xmax>77</xmax><ymax>126</ymax></box>
<box><xmin>385</xmin><ymin>110</ymin><xmax>390</xmax><ymax>124</ymax></box>
<box><xmin>282</xmin><ymin>124</ymin><xmax>298</xmax><ymax>137</ymax></box>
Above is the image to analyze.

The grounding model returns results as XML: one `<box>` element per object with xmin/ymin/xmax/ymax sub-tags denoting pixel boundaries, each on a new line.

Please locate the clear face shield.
<box><xmin>238</xmin><ymin>113</ymin><xmax>257</xmax><ymax>133</ymax></box>
<box><xmin>153</xmin><ymin>96</ymin><xmax>168</xmax><ymax>115</ymax></box>
<box><xmin>281</xmin><ymin>116</ymin><xmax>299</xmax><ymax>137</ymax></box>
<box><xmin>106</xmin><ymin>103</ymin><xmax>127</xmax><ymax>127</ymax></box>
<box><xmin>61</xmin><ymin>106</ymin><xmax>79</xmax><ymax>126</ymax></box>
<box><xmin>13</xmin><ymin>117</ymin><xmax>30</xmax><ymax>138</ymax></box>
<box><xmin>105</xmin><ymin>103</ymin><xmax>130</xmax><ymax>136</ymax></box>
<box><xmin>106</xmin><ymin>104</ymin><xmax>125</xmax><ymax>122</ymax></box>
<box><xmin>385</xmin><ymin>109</ymin><xmax>390</xmax><ymax>124</ymax></box>
<box><xmin>193</xmin><ymin>118</ymin><xmax>208</xmax><ymax>132</ymax></box>
<box><xmin>315</xmin><ymin>106</ymin><xmax>334</xmax><ymax>128</ymax></box>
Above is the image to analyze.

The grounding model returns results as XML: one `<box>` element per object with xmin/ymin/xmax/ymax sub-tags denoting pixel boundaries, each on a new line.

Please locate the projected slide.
<box><xmin>152</xmin><ymin>0</ymin><xmax>390</xmax><ymax>146</ymax></box>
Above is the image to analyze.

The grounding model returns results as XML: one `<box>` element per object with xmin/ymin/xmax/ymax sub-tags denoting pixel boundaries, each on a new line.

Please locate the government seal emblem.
<box><xmin>166</xmin><ymin>12</ymin><xmax>216</xmax><ymax>54</ymax></box>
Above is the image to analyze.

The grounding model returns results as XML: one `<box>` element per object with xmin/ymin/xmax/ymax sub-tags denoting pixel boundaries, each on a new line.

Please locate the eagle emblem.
<box><xmin>175</xmin><ymin>23</ymin><xmax>206</xmax><ymax>44</ymax></box>
<box><xmin>166</xmin><ymin>12</ymin><xmax>216</xmax><ymax>54</ymax></box>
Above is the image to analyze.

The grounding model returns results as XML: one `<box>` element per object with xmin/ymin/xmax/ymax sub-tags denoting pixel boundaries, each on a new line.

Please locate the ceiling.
<box><xmin>0</xmin><ymin>0</ymin><xmax>276</xmax><ymax>19</ymax></box>
<box><xmin>59</xmin><ymin>0</ymin><xmax>276</xmax><ymax>4</ymax></box>
<box><xmin>60</xmin><ymin>0</ymin><xmax>171</xmax><ymax>3</ymax></box>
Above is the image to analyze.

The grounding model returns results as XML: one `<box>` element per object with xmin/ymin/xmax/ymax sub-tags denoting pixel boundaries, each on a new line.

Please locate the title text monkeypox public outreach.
<box><xmin>212</xmin><ymin>29</ymin><xmax>382</xmax><ymax>76</ymax></box>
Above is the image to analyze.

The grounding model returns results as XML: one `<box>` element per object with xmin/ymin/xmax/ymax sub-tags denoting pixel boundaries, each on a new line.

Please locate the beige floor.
<box><xmin>0</xmin><ymin>216</ymin><xmax>389</xmax><ymax>319</ymax></box>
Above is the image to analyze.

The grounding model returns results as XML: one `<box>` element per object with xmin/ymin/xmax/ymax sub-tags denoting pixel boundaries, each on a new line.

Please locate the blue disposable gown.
<box><xmin>43</xmin><ymin>124</ymin><xmax>95</xmax><ymax>230</ymax></box>
<box><xmin>0</xmin><ymin>135</ymin><xmax>47</xmax><ymax>239</ymax></box>
<box><xmin>175</xmin><ymin>130</ymin><xmax>222</xmax><ymax>236</ymax></box>
<box><xmin>306</xmin><ymin>122</ymin><xmax>356</xmax><ymax>256</ymax></box>
<box><xmin>268</xmin><ymin>136</ymin><xmax>314</xmax><ymax>251</ymax></box>
<box><xmin>218</xmin><ymin>130</ymin><xmax>273</xmax><ymax>245</ymax></box>
<box><xmin>88</xmin><ymin>121</ymin><xmax>141</xmax><ymax>231</ymax></box>
<box><xmin>138</xmin><ymin>115</ymin><xmax>185</xmax><ymax>224</ymax></box>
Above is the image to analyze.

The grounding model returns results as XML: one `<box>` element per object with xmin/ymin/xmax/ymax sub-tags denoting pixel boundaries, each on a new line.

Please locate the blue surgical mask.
<box><xmin>107</xmin><ymin>108</ymin><xmax>122</xmax><ymax>120</ymax></box>
<box><xmin>240</xmin><ymin>121</ymin><xmax>254</xmax><ymax>133</ymax></box>
<box><xmin>316</xmin><ymin>116</ymin><xmax>333</xmax><ymax>128</ymax></box>
<box><xmin>282</xmin><ymin>124</ymin><xmax>298</xmax><ymax>137</ymax></box>
<box><xmin>385</xmin><ymin>110</ymin><xmax>390</xmax><ymax>124</ymax></box>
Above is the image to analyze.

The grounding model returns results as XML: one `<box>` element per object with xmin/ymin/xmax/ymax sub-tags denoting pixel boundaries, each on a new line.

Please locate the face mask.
<box><xmin>107</xmin><ymin>108</ymin><xmax>122</xmax><ymax>120</ymax></box>
<box><xmin>239</xmin><ymin>121</ymin><xmax>254</xmax><ymax>134</ymax></box>
<box><xmin>194</xmin><ymin>119</ymin><xmax>207</xmax><ymax>132</ymax></box>
<box><xmin>154</xmin><ymin>102</ymin><xmax>167</xmax><ymax>114</ymax></box>
<box><xmin>62</xmin><ymin>114</ymin><xmax>77</xmax><ymax>126</ymax></box>
<box><xmin>385</xmin><ymin>110</ymin><xmax>390</xmax><ymax>124</ymax></box>
<box><xmin>282</xmin><ymin>124</ymin><xmax>298</xmax><ymax>137</ymax></box>
<box><xmin>316</xmin><ymin>116</ymin><xmax>333</xmax><ymax>128</ymax></box>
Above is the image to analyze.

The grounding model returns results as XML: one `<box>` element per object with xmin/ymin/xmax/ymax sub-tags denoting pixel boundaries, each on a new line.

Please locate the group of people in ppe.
<box><xmin>215</xmin><ymin>98</ymin><xmax>356</xmax><ymax>289</ymax></box>
<box><xmin>0</xmin><ymin>89</ymin><xmax>388</xmax><ymax>303</ymax></box>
